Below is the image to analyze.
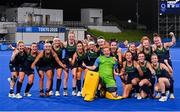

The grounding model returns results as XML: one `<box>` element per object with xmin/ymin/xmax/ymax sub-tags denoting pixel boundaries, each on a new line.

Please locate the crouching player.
<box><xmin>137</xmin><ymin>52</ymin><xmax>156</xmax><ymax>99</ymax></box>
<box><xmin>83</xmin><ymin>45</ymin><xmax>122</xmax><ymax>100</ymax></box>
<box><xmin>151</xmin><ymin>54</ymin><xmax>173</xmax><ymax>102</ymax></box>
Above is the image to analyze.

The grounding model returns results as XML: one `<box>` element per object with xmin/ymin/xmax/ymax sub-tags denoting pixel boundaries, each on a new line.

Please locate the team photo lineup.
<box><xmin>7</xmin><ymin>31</ymin><xmax>176</xmax><ymax>102</ymax></box>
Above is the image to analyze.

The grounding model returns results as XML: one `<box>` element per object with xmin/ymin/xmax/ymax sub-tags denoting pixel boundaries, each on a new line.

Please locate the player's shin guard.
<box><xmin>25</xmin><ymin>83</ymin><xmax>33</xmax><ymax>93</ymax></box>
<box><xmin>77</xmin><ymin>80</ymin><xmax>81</xmax><ymax>92</ymax></box>
<box><xmin>56</xmin><ymin>79</ymin><xmax>61</xmax><ymax>91</ymax></box>
<box><xmin>16</xmin><ymin>81</ymin><xmax>23</xmax><ymax>94</ymax></box>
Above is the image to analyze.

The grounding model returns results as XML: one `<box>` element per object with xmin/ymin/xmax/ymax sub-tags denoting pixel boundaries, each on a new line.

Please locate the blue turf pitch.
<box><xmin>0</xmin><ymin>48</ymin><xmax>180</xmax><ymax>111</ymax></box>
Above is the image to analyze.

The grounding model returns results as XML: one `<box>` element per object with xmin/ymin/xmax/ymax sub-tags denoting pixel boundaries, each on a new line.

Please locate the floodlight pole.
<box><xmin>40</xmin><ymin>0</ymin><xmax>42</xmax><ymax>8</ymax></box>
<box><xmin>158</xmin><ymin>0</ymin><xmax>160</xmax><ymax>34</ymax></box>
<box><xmin>136</xmin><ymin>0</ymin><xmax>139</xmax><ymax>29</ymax></box>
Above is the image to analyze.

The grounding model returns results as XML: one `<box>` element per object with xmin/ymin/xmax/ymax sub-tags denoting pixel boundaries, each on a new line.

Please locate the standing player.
<box><xmin>52</xmin><ymin>37</ymin><xmax>69</xmax><ymax>96</ymax></box>
<box><xmin>72</xmin><ymin>41</ymin><xmax>86</xmax><ymax>96</ymax></box>
<box><xmin>84</xmin><ymin>41</ymin><xmax>99</xmax><ymax>76</ymax></box>
<box><xmin>63</xmin><ymin>31</ymin><xmax>77</xmax><ymax>96</ymax></box>
<box><xmin>31</xmin><ymin>42</ymin><xmax>66</xmax><ymax>97</ymax></box>
<box><xmin>123</xmin><ymin>43</ymin><xmax>138</xmax><ymax>61</ymax></box>
<box><xmin>23</xmin><ymin>42</ymin><xmax>39</xmax><ymax>97</ymax></box>
<box><xmin>110</xmin><ymin>40</ymin><xmax>122</xmax><ymax>74</ymax></box>
<box><xmin>138</xmin><ymin>36</ymin><xmax>153</xmax><ymax>62</ymax></box>
<box><xmin>97</xmin><ymin>36</ymin><xmax>105</xmax><ymax>55</ymax></box>
<box><xmin>128</xmin><ymin>43</ymin><xmax>138</xmax><ymax>61</ymax></box>
<box><xmin>8</xmin><ymin>40</ymin><xmax>27</xmax><ymax>98</ymax></box>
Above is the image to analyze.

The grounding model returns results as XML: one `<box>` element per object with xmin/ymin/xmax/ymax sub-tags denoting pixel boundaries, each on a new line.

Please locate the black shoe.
<box><xmin>40</xmin><ymin>92</ymin><xmax>45</xmax><ymax>97</ymax></box>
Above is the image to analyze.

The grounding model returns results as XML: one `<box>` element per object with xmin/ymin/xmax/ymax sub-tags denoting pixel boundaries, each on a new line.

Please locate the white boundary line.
<box><xmin>1</xmin><ymin>110</ymin><xmax>180</xmax><ymax>112</ymax></box>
